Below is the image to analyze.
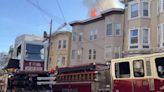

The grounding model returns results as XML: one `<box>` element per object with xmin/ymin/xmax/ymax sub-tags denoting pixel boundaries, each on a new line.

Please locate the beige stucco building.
<box><xmin>123</xmin><ymin>0</ymin><xmax>164</xmax><ymax>57</ymax></box>
<box><xmin>48</xmin><ymin>31</ymin><xmax>72</xmax><ymax>70</ymax></box>
<box><xmin>70</xmin><ymin>8</ymin><xmax>124</xmax><ymax>66</ymax></box>
<box><xmin>70</xmin><ymin>0</ymin><xmax>164</xmax><ymax>66</ymax></box>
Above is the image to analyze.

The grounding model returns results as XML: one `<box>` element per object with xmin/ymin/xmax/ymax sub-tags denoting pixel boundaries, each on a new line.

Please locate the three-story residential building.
<box><xmin>123</xmin><ymin>0</ymin><xmax>164</xmax><ymax>57</ymax></box>
<box><xmin>48</xmin><ymin>31</ymin><xmax>72</xmax><ymax>70</ymax></box>
<box><xmin>70</xmin><ymin>8</ymin><xmax>124</xmax><ymax>66</ymax></box>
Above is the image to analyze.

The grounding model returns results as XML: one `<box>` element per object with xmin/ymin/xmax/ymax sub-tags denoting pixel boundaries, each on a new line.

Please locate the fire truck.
<box><xmin>0</xmin><ymin>35</ymin><xmax>55</xmax><ymax>92</ymax></box>
<box><xmin>111</xmin><ymin>52</ymin><xmax>164</xmax><ymax>92</ymax></box>
<box><xmin>54</xmin><ymin>52</ymin><xmax>164</xmax><ymax>92</ymax></box>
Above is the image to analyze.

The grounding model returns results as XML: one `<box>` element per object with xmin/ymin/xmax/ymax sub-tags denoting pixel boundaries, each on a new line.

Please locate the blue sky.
<box><xmin>0</xmin><ymin>0</ymin><xmax>88</xmax><ymax>52</ymax></box>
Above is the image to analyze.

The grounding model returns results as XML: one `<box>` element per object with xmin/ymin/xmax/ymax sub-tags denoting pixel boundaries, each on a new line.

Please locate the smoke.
<box><xmin>83</xmin><ymin>0</ymin><xmax>125</xmax><ymax>17</ymax></box>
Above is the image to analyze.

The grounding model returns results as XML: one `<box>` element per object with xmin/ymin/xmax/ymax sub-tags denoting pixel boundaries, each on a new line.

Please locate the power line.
<box><xmin>25</xmin><ymin>0</ymin><xmax>63</xmax><ymax>24</ymax></box>
<box><xmin>56</xmin><ymin>0</ymin><xmax>67</xmax><ymax>23</ymax></box>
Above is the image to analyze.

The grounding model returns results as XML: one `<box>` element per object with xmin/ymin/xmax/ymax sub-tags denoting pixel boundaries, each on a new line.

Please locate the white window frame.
<box><xmin>141</xmin><ymin>28</ymin><xmax>150</xmax><ymax>48</ymax></box>
<box><xmin>157</xmin><ymin>24</ymin><xmax>161</xmax><ymax>47</ymax></box>
<box><xmin>141</xmin><ymin>0</ymin><xmax>150</xmax><ymax>18</ymax></box>
<box><xmin>159</xmin><ymin>23</ymin><xmax>164</xmax><ymax>47</ymax></box>
<box><xmin>88</xmin><ymin>49</ymin><xmax>96</xmax><ymax>60</ymax></box>
<box><xmin>129</xmin><ymin>1</ymin><xmax>140</xmax><ymax>20</ymax></box>
<box><xmin>129</xmin><ymin>28</ymin><xmax>140</xmax><ymax>50</ymax></box>
<box><xmin>104</xmin><ymin>46</ymin><xmax>112</xmax><ymax>59</ymax></box>
<box><xmin>115</xmin><ymin>23</ymin><xmax>121</xmax><ymax>36</ymax></box>
<box><xmin>79</xmin><ymin>32</ymin><xmax>83</xmax><ymax>42</ymax></box>
<box><xmin>89</xmin><ymin>30</ymin><xmax>97</xmax><ymax>40</ymax></box>
<box><xmin>160</xmin><ymin>0</ymin><xmax>164</xmax><ymax>13</ymax></box>
<box><xmin>106</xmin><ymin>23</ymin><xmax>113</xmax><ymax>36</ymax></box>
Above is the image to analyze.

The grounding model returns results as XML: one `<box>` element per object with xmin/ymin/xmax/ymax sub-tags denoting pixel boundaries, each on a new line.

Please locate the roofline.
<box><xmin>70</xmin><ymin>8</ymin><xmax>124</xmax><ymax>26</ymax></box>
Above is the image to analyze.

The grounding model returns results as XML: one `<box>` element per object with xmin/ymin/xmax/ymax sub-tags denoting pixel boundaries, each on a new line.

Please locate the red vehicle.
<box><xmin>111</xmin><ymin>52</ymin><xmax>164</xmax><ymax>92</ymax></box>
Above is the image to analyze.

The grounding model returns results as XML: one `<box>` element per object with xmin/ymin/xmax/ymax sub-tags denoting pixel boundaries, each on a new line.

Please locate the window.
<box><xmin>142</xmin><ymin>29</ymin><xmax>149</xmax><ymax>48</ymax></box>
<box><xmin>131</xmin><ymin>3</ymin><xmax>138</xmax><ymax>18</ymax></box>
<box><xmin>160</xmin><ymin>0</ymin><xmax>164</xmax><ymax>12</ymax></box>
<box><xmin>157</xmin><ymin>25</ymin><xmax>161</xmax><ymax>47</ymax></box>
<box><xmin>88</xmin><ymin>49</ymin><xmax>96</xmax><ymax>60</ymax></box>
<box><xmin>63</xmin><ymin>40</ymin><xmax>66</xmax><ymax>48</ymax></box>
<box><xmin>130</xmin><ymin>29</ymin><xmax>139</xmax><ymax>48</ymax></box>
<box><xmin>89</xmin><ymin>30</ymin><xmax>97</xmax><ymax>40</ymax></box>
<box><xmin>93</xmin><ymin>49</ymin><xmax>96</xmax><ymax>59</ymax></box>
<box><xmin>62</xmin><ymin>56</ymin><xmax>65</xmax><ymax>65</ymax></box>
<box><xmin>58</xmin><ymin>40</ymin><xmax>62</xmax><ymax>49</ymax></box>
<box><xmin>114</xmin><ymin>47</ymin><xmax>120</xmax><ymax>58</ymax></box>
<box><xmin>71</xmin><ymin>50</ymin><xmax>76</xmax><ymax>59</ymax></box>
<box><xmin>115</xmin><ymin>23</ymin><xmax>121</xmax><ymax>35</ymax></box>
<box><xmin>142</xmin><ymin>2</ymin><xmax>149</xmax><ymax>16</ymax></box>
<box><xmin>115</xmin><ymin>62</ymin><xmax>130</xmax><ymax>78</ymax></box>
<box><xmin>25</xmin><ymin>44</ymin><xmax>44</xmax><ymax>61</ymax></box>
<box><xmin>77</xmin><ymin>49</ymin><xmax>81</xmax><ymax>59</ymax></box>
<box><xmin>133</xmin><ymin>60</ymin><xmax>145</xmax><ymax>77</ymax></box>
<box><xmin>155</xmin><ymin>57</ymin><xmax>164</xmax><ymax>78</ymax></box>
<box><xmin>105</xmin><ymin>46</ymin><xmax>112</xmax><ymax>59</ymax></box>
<box><xmin>58</xmin><ymin>40</ymin><xmax>66</xmax><ymax>49</ymax></box>
<box><xmin>79</xmin><ymin>32</ymin><xmax>83</xmax><ymax>42</ymax></box>
<box><xmin>73</xmin><ymin>32</ymin><xmax>76</xmax><ymax>41</ymax></box>
<box><xmin>158</xmin><ymin>24</ymin><xmax>164</xmax><ymax>47</ymax></box>
<box><xmin>107</xmin><ymin>23</ymin><xmax>112</xmax><ymax>36</ymax></box>
<box><xmin>16</xmin><ymin>45</ymin><xmax>21</xmax><ymax>59</ymax></box>
<box><xmin>88</xmin><ymin>49</ymin><xmax>92</xmax><ymax>59</ymax></box>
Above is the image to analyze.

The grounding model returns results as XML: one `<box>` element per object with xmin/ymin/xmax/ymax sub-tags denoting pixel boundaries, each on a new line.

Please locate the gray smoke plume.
<box><xmin>83</xmin><ymin>0</ymin><xmax>125</xmax><ymax>16</ymax></box>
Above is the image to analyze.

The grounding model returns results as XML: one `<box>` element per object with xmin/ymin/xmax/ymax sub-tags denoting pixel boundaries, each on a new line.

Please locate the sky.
<box><xmin>0</xmin><ymin>0</ymin><xmax>88</xmax><ymax>53</ymax></box>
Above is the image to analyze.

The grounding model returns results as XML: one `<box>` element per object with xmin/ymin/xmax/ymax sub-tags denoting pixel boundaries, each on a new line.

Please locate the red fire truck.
<box><xmin>54</xmin><ymin>52</ymin><xmax>164</xmax><ymax>92</ymax></box>
<box><xmin>111</xmin><ymin>52</ymin><xmax>164</xmax><ymax>92</ymax></box>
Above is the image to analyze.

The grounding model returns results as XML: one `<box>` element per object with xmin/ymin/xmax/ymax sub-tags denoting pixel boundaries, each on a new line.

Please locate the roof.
<box><xmin>70</xmin><ymin>8</ymin><xmax>124</xmax><ymax>26</ymax></box>
<box><xmin>112</xmin><ymin>52</ymin><xmax>164</xmax><ymax>62</ymax></box>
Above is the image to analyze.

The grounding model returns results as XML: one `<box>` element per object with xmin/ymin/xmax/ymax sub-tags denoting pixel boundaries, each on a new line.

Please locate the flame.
<box><xmin>83</xmin><ymin>0</ymin><xmax>125</xmax><ymax>17</ymax></box>
<box><xmin>90</xmin><ymin>8</ymin><xmax>97</xmax><ymax>17</ymax></box>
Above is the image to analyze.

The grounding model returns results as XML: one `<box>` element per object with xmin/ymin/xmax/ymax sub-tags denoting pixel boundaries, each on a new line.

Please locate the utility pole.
<box><xmin>47</xmin><ymin>19</ymin><xmax>52</xmax><ymax>71</ymax></box>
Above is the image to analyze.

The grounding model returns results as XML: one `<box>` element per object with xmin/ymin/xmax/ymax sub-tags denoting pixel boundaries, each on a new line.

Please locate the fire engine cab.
<box><xmin>111</xmin><ymin>52</ymin><xmax>164</xmax><ymax>92</ymax></box>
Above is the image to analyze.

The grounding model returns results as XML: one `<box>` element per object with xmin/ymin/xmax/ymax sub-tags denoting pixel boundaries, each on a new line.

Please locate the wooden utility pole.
<box><xmin>47</xmin><ymin>19</ymin><xmax>52</xmax><ymax>70</ymax></box>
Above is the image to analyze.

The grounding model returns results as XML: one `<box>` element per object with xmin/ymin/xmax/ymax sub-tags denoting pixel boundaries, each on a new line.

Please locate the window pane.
<box><xmin>115</xmin><ymin>62</ymin><xmax>130</xmax><ymax>78</ymax></box>
<box><xmin>130</xmin><ymin>29</ymin><xmax>138</xmax><ymax>44</ymax></box>
<box><xmin>143</xmin><ymin>2</ymin><xmax>148</xmax><ymax>16</ymax></box>
<box><xmin>73</xmin><ymin>32</ymin><xmax>76</xmax><ymax>41</ymax></box>
<box><xmin>133</xmin><ymin>60</ymin><xmax>145</xmax><ymax>77</ymax></box>
<box><xmin>79</xmin><ymin>32</ymin><xmax>83</xmax><ymax>42</ymax></box>
<box><xmin>143</xmin><ymin>29</ymin><xmax>149</xmax><ymax>44</ymax></box>
<box><xmin>115</xmin><ymin>23</ymin><xmax>121</xmax><ymax>35</ymax></box>
<box><xmin>131</xmin><ymin>37</ymin><xmax>138</xmax><ymax>44</ymax></box>
<box><xmin>155</xmin><ymin>57</ymin><xmax>164</xmax><ymax>78</ymax></box>
<box><xmin>63</xmin><ymin>40</ymin><xmax>66</xmax><ymax>48</ymax></box>
<box><xmin>131</xmin><ymin>29</ymin><xmax>138</xmax><ymax>36</ymax></box>
<box><xmin>93</xmin><ymin>49</ymin><xmax>96</xmax><ymax>59</ymax></box>
<box><xmin>71</xmin><ymin>50</ymin><xmax>75</xmax><ymax>59</ymax></box>
<box><xmin>58</xmin><ymin>40</ymin><xmax>62</xmax><ymax>49</ymax></box>
<box><xmin>105</xmin><ymin>46</ymin><xmax>112</xmax><ymax>58</ymax></box>
<box><xmin>26</xmin><ymin>44</ymin><xmax>44</xmax><ymax>60</ymax></box>
<box><xmin>131</xmin><ymin>3</ymin><xmax>138</xmax><ymax>18</ymax></box>
<box><xmin>107</xmin><ymin>24</ymin><xmax>112</xmax><ymax>36</ymax></box>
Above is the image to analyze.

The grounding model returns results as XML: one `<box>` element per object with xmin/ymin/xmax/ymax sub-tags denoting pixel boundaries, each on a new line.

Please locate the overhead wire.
<box><xmin>25</xmin><ymin>0</ymin><xmax>63</xmax><ymax>24</ymax></box>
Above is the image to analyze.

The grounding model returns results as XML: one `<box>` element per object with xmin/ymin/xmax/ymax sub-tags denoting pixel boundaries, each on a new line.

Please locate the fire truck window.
<box><xmin>133</xmin><ymin>60</ymin><xmax>144</xmax><ymax>77</ymax></box>
<box><xmin>115</xmin><ymin>62</ymin><xmax>130</xmax><ymax>78</ymax></box>
<box><xmin>155</xmin><ymin>57</ymin><xmax>164</xmax><ymax>78</ymax></box>
<box><xmin>26</xmin><ymin>44</ymin><xmax>44</xmax><ymax>61</ymax></box>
